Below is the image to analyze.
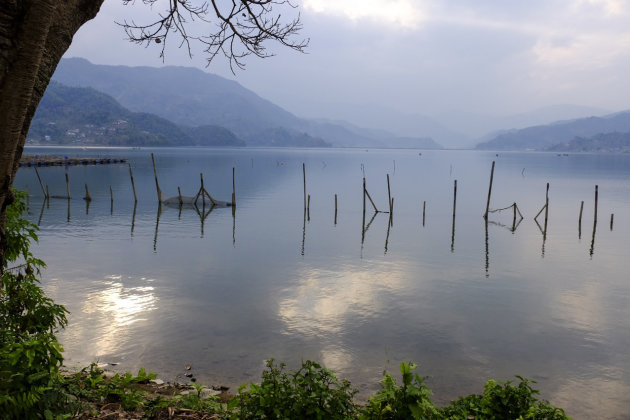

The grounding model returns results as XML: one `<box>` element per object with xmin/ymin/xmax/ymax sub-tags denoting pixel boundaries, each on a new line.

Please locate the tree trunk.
<box><xmin>0</xmin><ymin>0</ymin><xmax>103</xmax><ymax>270</ymax></box>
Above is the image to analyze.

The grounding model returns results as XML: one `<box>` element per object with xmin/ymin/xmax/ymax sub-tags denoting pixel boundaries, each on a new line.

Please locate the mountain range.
<box><xmin>38</xmin><ymin>57</ymin><xmax>630</xmax><ymax>151</ymax></box>
<box><xmin>51</xmin><ymin>58</ymin><xmax>442</xmax><ymax>149</ymax></box>
<box><xmin>476</xmin><ymin>111</ymin><xmax>630</xmax><ymax>151</ymax></box>
<box><xmin>28</xmin><ymin>82</ymin><xmax>246</xmax><ymax>147</ymax></box>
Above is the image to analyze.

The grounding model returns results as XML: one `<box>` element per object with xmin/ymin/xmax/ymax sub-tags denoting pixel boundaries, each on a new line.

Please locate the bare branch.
<box><xmin>118</xmin><ymin>0</ymin><xmax>308</xmax><ymax>71</ymax></box>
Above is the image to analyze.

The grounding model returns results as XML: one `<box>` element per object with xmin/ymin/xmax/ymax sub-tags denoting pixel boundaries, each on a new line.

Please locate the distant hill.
<box><xmin>53</xmin><ymin>58</ymin><xmax>442</xmax><ymax>149</ymax></box>
<box><xmin>28</xmin><ymin>81</ymin><xmax>245</xmax><ymax>147</ymax></box>
<box><xmin>433</xmin><ymin>104</ymin><xmax>611</xmax><ymax>140</ymax></box>
<box><xmin>475</xmin><ymin>111</ymin><xmax>630</xmax><ymax>151</ymax></box>
<box><xmin>546</xmin><ymin>132</ymin><xmax>630</xmax><ymax>153</ymax></box>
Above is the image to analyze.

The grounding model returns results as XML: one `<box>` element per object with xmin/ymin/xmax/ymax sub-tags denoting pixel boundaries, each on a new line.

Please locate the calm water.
<box><xmin>14</xmin><ymin>147</ymin><xmax>630</xmax><ymax>419</ymax></box>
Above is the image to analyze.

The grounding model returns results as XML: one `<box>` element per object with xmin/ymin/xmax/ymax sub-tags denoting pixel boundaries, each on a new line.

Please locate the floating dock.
<box><xmin>19</xmin><ymin>155</ymin><xmax>127</xmax><ymax>167</ymax></box>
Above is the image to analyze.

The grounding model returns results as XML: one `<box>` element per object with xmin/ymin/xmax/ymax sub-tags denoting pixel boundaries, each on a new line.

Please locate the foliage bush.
<box><xmin>230</xmin><ymin>359</ymin><xmax>359</xmax><ymax>419</ymax></box>
<box><xmin>362</xmin><ymin>362</ymin><xmax>438</xmax><ymax>419</ymax></box>
<box><xmin>0</xmin><ymin>190</ymin><xmax>69</xmax><ymax>419</ymax></box>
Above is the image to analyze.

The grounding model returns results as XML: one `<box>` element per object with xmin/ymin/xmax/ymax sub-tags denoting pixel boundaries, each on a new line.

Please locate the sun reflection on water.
<box><xmin>63</xmin><ymin>275</ymin><xmax>158</xmax><ymax>361</ymax></box>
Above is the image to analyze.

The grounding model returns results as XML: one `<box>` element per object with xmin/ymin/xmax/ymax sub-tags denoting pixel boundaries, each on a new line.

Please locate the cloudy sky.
<box><xmin>65</xmin><ymin>0</ymin><xmax>630</xmax><ymax>129</ymax></box>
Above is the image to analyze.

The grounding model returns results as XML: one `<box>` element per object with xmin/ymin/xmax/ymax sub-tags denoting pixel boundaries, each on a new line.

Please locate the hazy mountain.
<box><xmin>546</xmin><ymin>132</ymin><xmax>630</xmax><ymax>153</ymax></box>
<box><xmin>28</xmin><ymin>81</ymin><xmax>244</xmax><ymax>147</ymax></box>
<box><xmin>476</xmin><ymin>111</ymin><xmax>630</xmax><ymax>151</ymax></box>
<box><xmin>52</xmin><ymin>58</ymin><xmax>442</xmax><ymax>149</ymax></box>
<box><xmin>304</xmin><ymin>102</ymin><xmax>466</xmax><ymax>148</ymax></box>
<box><xmin>433</xmin><ymin>104</ymin><xmax>612</xmax><ymax>140</ymax></box>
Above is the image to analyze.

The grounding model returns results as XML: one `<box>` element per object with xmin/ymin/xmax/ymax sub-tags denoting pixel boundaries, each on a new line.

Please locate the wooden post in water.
<box><xmin>387</xmin><ymin>174</ymin><xmax>392</xmax><ymax>214</ymax></box>
<box><xmin>151</xmin><ymin>153</ymin><xmax>162</xmax><ymax>203</ymax></box>
<box><xmin>334</xmin><ymin>194</ymin><xmax>338</xmax><ymax>225</ymax></box>
<box><xmin>362</xmin><ymin>177</ymin><xmax>367</xmax><ymax>216</ymax></box>
<box><xmin>110</xmin><ymin>186</ymin><xmax>113</xmax><ymax>204</ymax></box>
<box><xmin>390</xmin><ymin>197</ymin><xmax>394</xmax><ymax>227</ymax></box>
<box><xmin>45</xmin><ymin>185</ymin><xmax>50</xmax><ymax>203</ymax></box>
<box><xmin>578</xmin><ymin>200</ymin><xmax>584</xmax><ymax>238</ymax></box>
<box><xmin>594</xmin><ymin>185</ymin><xmax>599</xmax><ymax>224</ymax></box>
<box><xmin>422</xmin><ymin>201</ymin><xmax>426</xmax><ymax>227</ymax></box>
<box><xmin>303</xmin><ymin>163</ymin><xmax>307</xmax><ymax>210</ymax></box>
<box><xmin>452</xmin><ymin>179</ymin><xmax>457</xmax><ymax>219</ymax></box>
<box><xmin>178</xmin><ymin>187</ymin><xmax>183</xmax><ymax>205</ymax></box>
<box><xmin>512</xmin><ymin>202</ymin><xmax>517</xmax><ymax>230</ymax></box>
<box><xmin>34</xmin><ymin>167</ymin><xmax>47</xmax><ymax>198</ymax></box>
<box><xmin>484</xmin><ymin>161</ymin><xmax>495</xmax><ymax>220</ymax></box>
<box><xmin>610</xmin><ymin>213</ymin><xmax>614</xmax><ymax>230</ymax></box>
<box><xmin>307</xmin><ymin>194</ymin><xmax>311</xmax><ymax>221</ymax></box>
<box><xmin>83</xmin><ymin>184</ymin><xmax>91</xmax><ymax>201</ymax></box>
<box><xmin>200</xmin><ymin>173</ymin><xmax>206</xmax><ymax>207</ymax></box>
<box><xmin>65</xmin><ymin>173</ymin><xmax>70</xmax><ymax>199</ymax></box>
<box><xmin>232</xmin><ymin>167</ymin><xmax>236</xmax><ymax>207</ymax></box>
<box><xmin>129</xmin><ymin>164</ymin><xmax>137</xmax><ymax>203</ymax></box>
<box><xmin>544</xmin><ymin>182</ymin><xmax>549</xmax><ymax>234</ymax></box>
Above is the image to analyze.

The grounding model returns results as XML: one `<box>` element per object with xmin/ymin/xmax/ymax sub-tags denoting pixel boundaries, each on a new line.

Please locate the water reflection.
<box><xmin>278</xmin><ymin>264</ymin><xmax>405</xmax><ymax>339</ymax></box>
<box><xmin>67</xmin><ymin>275</ymin><xmax>157</xmax><ymax>359</ymax></box>
<box><xmin>589</xmin><ymin>221</ymin><xmax>597</xmax><ymax>257</ymax></box>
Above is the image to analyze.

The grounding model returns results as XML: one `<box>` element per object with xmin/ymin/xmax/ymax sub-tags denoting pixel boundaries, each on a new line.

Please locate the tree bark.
<box><xmin>0</xmin><ymin>0</ymin><xmax>103</xmax><ymax>270</ymax></box>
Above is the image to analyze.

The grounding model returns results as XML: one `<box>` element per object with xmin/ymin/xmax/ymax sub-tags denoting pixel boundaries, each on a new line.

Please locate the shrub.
<box><xmin>361</xmin><ymin>362</ymin><xmax>438</xmax><ymax>420</ymax></box>
<box><xmin>231</xmin><ymin>359</ymin><xmax>359</xmax><ymax>419</ymax></box>
<box><xmin>0</xmin><ymin>190</ymin><xmax>69</xmax><ymax>419</ymax></box>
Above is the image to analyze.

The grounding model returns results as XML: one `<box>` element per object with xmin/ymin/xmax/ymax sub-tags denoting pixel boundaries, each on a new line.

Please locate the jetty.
<box><xmin>19</xmin><ymin>155</ymin><xmax>126</xmax><ymax>167</ymax></box>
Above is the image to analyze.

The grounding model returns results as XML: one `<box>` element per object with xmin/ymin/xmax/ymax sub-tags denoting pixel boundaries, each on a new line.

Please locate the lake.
<box><xmin>14</xmin><ymin>147</ymin><xmax>630</xmax><ymax>419</ymax></box>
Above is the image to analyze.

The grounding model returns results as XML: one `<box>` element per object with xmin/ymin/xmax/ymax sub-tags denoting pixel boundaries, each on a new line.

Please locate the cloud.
<box><xmin>303</xmin><ymin>0</ymin><xmax>425</xmax><ymax>29</ymax></box>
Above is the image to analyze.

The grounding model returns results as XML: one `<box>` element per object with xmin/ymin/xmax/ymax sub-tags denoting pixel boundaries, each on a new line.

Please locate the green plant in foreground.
<box><xmin>362</xmin><ymin>362</ymin><xmax>438</xmax><ymax>420</ymax></box>
<box><xmin>0</xmin><ymin>190</ymin><xmax>69</xmax><ymax>419</ymax></box>
<box><xmin>439</xmin><ymin>376</ymin><xmax>571</xmax><ymax>420</ymax></box>
<box><xmin>231</xmin><ymin>358</ymin><xmax>359</xmax><ymax>419</ymax></box>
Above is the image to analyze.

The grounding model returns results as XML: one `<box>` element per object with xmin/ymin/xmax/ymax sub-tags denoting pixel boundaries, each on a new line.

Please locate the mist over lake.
<box><xmin>14</xmin><ymin>146</ymin><xmax>630</xmax><ymax>419</ymax></box>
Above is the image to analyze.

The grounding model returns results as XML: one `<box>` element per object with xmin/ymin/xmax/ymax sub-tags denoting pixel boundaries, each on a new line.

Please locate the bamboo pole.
<box><xmin>178</xmin><ymin>187</ymin><xmax>183</xmax><ymax>205</ymax></box>
<box><xmin>131</xmin><ymin>202</ymin><xmax>137</xmax><ymax>235</ymax></box>
<box><xmin>34</xmin><ymin>167</ymin><xmax>47</xmax><ymax>198</ymax></box>
<box><xmin>365</xmin><ymin>189</ymin><xmax>379</xmax><ymax>213</ymax></box>
<box><xmin>610</xmin><ymin>213</ymin><xmax>614</xmax><ymax>231</ymax></box>
<box><xmin>303</xmin><ymin>163</ymin><xmax>307</xmax><ymax>207</ymax></box>
<box><xmin>45</xmin><ymin>185</ymin><xmax>49</xmax><ymax>203</ymax></box>
<box><xmin>452</xmin><ymin>179</ymin><xmax>457</xmax><ymax>219</ymax></box>
<box><xmin>534</xmin><ymin>203</ymin><xmax>547</xmax><ymax>220</ymax></box>
<box><xmin>307</xmin><ymin>194</ymin><xmax>311</xmax><ymax>221</ymax></box>
<box><xmin>578</xmin><ymin>200</ymin><xmax>584</xmax><ymax>230</ymax></box>
<box><xmin>451</xmin><ymin>180</ymin><xmax>457</xmax><ymax>252</ymax></box>
<box><xmin>200</xmin><ymin>173</ymin><xmax>206</xmax><ymax>207</ymax></box>
<box><xmin>84</xmin><ymin>184</ymin><xmax>91</xmax><ymax>201</ymax></box>
<box><xmin>232</xmin><ymin>167</ymin><xmax>236</xmax><ymax>207</ymax></box>
<box><xmin>544</xmin><ymin>183</ymin><xmax>549</xmax><ymax>234</ymax></box>
<box><xmin>362</xmin><ymin>177</ymin><xmax>366</xmax><ymax>216</ymax></box>
<box><xmin>484</xmin><ymin>161</ymin><xmax>495</xmax><ymax>220</ymax></box>
<box><xmin>422</xmin><ymin>201</ymin><xmax>426</xmax><ymax>227</ymax></box>
<box><xmin>390</xmin><ymin>197</ymin><xmax>394</xmax><ymax>227</ymax></box>
<box><xmin>151</xmin><ymin>153</ymin><xmax>162</xmax><ymax>203</ymax></box>
<box><xmin>65</xmin><ymin>173</ymin><xmax>70</xmax><ymax>199</ymax></box>
<box><xmin>110</xmin><ymin>186</ymin><xmax>113</xmax><ymax>204</ymax></box>
<box><xmin>512</xmin><ymin>203</ymin><xmax>517</xmax><ymax>230</ymax></box>
<box><xmin>594</xmin><ymin>185</ymin><xmax>599</xmax><ymax>224</ymax></box>
<box><xmin>334</xmin><ymin>194</ymin><xmax>338</xmax><ymax>225</ymax></box>
<box><xmin>387</xmin><ymin>174</ymin><xmax>392</xmax><ymax>214</ymax></box>
<box><xmin>129</xmin><ymin>164</ymin><xmax>137</xmax><ymax>203</ymax></box>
